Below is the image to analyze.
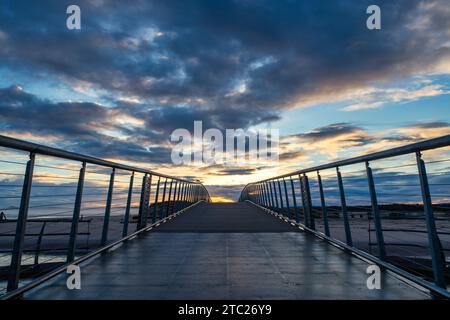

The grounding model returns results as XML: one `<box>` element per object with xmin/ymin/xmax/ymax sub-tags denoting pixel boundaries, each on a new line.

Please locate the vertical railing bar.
<box><xmin>8</xmin><ymin>152</ymin><xmax>35</xmax><ymax>292</ymax></box>
<box><xmin>317</xmin><ymin>171</ymin><xmax>330</xmax><ymax>237</ymax></box>
<box><xmin>283</xmin><ymin>178</ymin><xmax>291</xmax><ymax>219</ymax></box>
<box><xmin>185</xmin><ymin>184</ymin><xmax>190</xmax><ymax>205</ymax></box>
<box><xmin>263</xmin><ymin>183</ymin><xmax>269</xmax><ymax>207</ymax></box>
<box><xmin>67</xmin><ymin>161</ymin><xmax>86</xmax><ymax>262</ymax></box>
<box><xmin>272</xmin><ymin>181</ymin><xmax>279</xmax><ymax>209</ymax></box>
<box><xmin>34</xmin><ymin>222</ymin><xmax>46</xmax><ymax>265</ymax></box>
<box><xmin>269</xmin><ymin>181</ymin><xmax>275</xmax><ymax>208</ymax></box>
<box><xmin>144</xmin><ymin>174</ymin><xmax>152</xmax><ymax>227</ymax></box>
<box><xmin>299</xmin><ymin>174</ymin><xmax>307</xmax><ymax>226</ymax></box>
<box><xmin>416</xmin><ymin>151</ymin><xmax>447</xmax><ymax>288</ymax></box>
<box><xmin>136</xmin><ymin>173</ymin><xmax>148</xmax><ymax>230</ymax></box>
<box><xmin>101</xmin><ymin>168</ymin><xmax>115</xmax><ymax>246</ymax></box>
<box><xmin>195</xmin><ymin>185</ymin><xmax>199</xmax><ymax>202</ymax></box>
<box><xmin>165</xmin><ymin>180</ymin><xmax>173</xmax><ymax>217</ymax></box>
<box><xmin>177</xmin><ymin>182</ymin><xmax>185</xmax><ymax>211</ymax></box>
<box><xmin>277</xmin><ymin>180</ymin><xmax>285</xmax><ymax>216</ymax></box>
<box><xmin>299</xmin><ymin>174</ymin><xmax>315</xmax><ymax>229</ymax></box>
<box><xmin>290</xmin><ymin>177</ymin><xmax>299</xmax><ymax>223</ymax></box>
<box><xmin>336</xmin><ymin>167</ymin><xmax>353</xmax><ymax>246</ymax></box>
<box><xmin>182</xmin><ymin>183</ymin><xmax>188</xmax><ymax>208</ymax></box>
<box><xmin>152</xmin><ymin>177</ymin><xmax>161</xmax><ymax>223</ymax></box>
<box><xmin>160</xmin><ymin>178</ymin><xmax>168</xmax><ymax>219</ymax></box>
<box><xmin>365</xmin><ymin>162</ymin><xmax>386</xmax><ymax>260</ymax></box>
<box><xmin>171</xmin><ymin>181</ymin><xmax>178</xmax><ymax>215</ymax></box>
<box><xmin>255</xmin><ymin>184</ymin><xmax>261</xmax><ymax>205</ymax></box>
<box><xmin>121</xmin><ymin>171</ymin><xmax>135</xmax><ymax>237</ymax></box>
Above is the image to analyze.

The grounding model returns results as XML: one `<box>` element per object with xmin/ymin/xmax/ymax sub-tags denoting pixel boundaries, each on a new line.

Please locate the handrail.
<box><xmin>239</xmin><ymin>134</ymin><xmax>450</xmax><ymax>297</ymax></box>
<box><xmin>0</xmin><ymin>134</ymin><xmax>211</xmax><ymax>296</ymax></box>
<box><xmin>248</xmin><ymin>134</ymin><xmax>450</xmax><ymax>184</ymax></box>
<box><xmin>1</xmin><ymin>200</ymin><xmax>206</xmax><ymax>300</ymax></box>
<box><xmin>0</xmin><ymin>134</ymin><xmax>192</xmax><ymax>182</ymax></box>
<box><xmin>247</xmin><ymin>200</ymin><xmax>450</xmax><ymax>299</ymax></box>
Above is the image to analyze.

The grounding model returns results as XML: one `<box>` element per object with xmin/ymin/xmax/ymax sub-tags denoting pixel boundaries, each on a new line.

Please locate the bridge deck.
<box><xmin>24</xmin><ymin>202</ymin><xmax>429</xmax><ymax>299</ymax></box>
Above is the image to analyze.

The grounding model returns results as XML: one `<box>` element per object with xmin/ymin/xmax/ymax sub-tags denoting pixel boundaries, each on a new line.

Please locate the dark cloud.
<box><xmin>0</xmin><ymin>85</ymin><xmax>174</xmax><ymax>163</ymax></box>
<box><xmin>406</xmin><ymin>121</ymin><xmax>450</xmax><ymax>129</ymax></box>
<box><xmin>216</xmin><ymin>168</ymin><xmax>255</xmax><ymax>176</ymax></box>
<box><xmin>294</xmin><ymin>122</ymin><xmax>359</xmax><ymax>140</ymax></box>
<box><xmin>291</xmin><ymin>122</ymin><xmax>373</xmax><ymax>145</ymax></box>
<box><xmin>279</xmin><ymin>150</ymin><xmax>305</xmax><ymax>161</ymax></box>
<box><xmin>1</xmin><ymin>1</ymin><xmax>449</xmax><ymax>130</ymax></box>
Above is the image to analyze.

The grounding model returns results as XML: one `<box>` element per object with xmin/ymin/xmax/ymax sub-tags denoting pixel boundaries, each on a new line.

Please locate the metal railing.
<box><xmin>239</xmin><ymin>135</ymin><xmax>450</xmax><ymax>297</ymax></box>
<box><xmin>0</xmin><ymin>135</ymin><xmax>210</xmax><ymax>296</ymax></box>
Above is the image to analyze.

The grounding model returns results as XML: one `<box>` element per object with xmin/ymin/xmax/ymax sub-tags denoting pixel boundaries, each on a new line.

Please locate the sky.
<box><xmin>0</xmin><ymin>0</ymin><xmax>449</xmax><ymax>202</ymax></box>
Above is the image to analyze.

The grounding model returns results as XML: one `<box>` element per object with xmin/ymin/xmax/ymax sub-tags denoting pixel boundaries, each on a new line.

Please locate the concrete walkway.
<box><xmin>24</xmin><ymin>202</ymin><xmax>429</xmax><ymax>299</ymax></box>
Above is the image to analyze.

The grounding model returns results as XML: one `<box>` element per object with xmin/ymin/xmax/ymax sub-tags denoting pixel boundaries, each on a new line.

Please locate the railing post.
<box><xmin>263</xmin><ymin>183</ymin><xmax>269</xmax><ymax>207</ymax></box>
<box><xmin>8</xmin><ymin>152</ymin><xmax>35</xmax><ymax>292</ymax></box>
<box><xmin>277</xmin><ymin>180</ymin><xmax>285</xmax><ymax>215</ymax></box>
<box><xmin>183</xmin><ymin>183</ymin><xmax>189</xmax><ymax>207</ymax></box>
<box><xmin>152</xmin><ymin>177</ymin><xmax>161</xmax><ymax>223</ymax></box>
<box><xmin>365</xmin><ymin>162</ymin><xmax>386</xmax><ymax>260</ymax></box>
<box><xmin>170</xmin><ymin>181</ymin><xmax>178</xmax><ymax>215</ymax></box>
<box><xmin>194</xmin><ymin>185</ymin><xmax>199</xmax><ymax>202</ymax></box>
<box><xmin>317</xmin><ymin>171</ymin><xmax>330</xmax><ymax>237</ymax></box>
<box><xmin>122</xmin><ymin>172</ymin><xmax>134</xmax><ymax>237</ymax></box>
<box><xmin>299</xmin><ymin>174</ymin><xmax>315</xmax><ymax>229</ymax></box>
<box><xmin>101</xmin><ymin>168</ymin><xmax>115</xmax><ymax>246</ymax></box>
<box><xmin>137</xmin><ymin>173</ymin><xmax>151</xmax><ymax>230</ymax></box>
<box><xmin>67</xmin><ymin>161</ymin><xmax>86</xmax><ymax>262</ymax></box>
<box><xmin>176</xmin><ymin>182</ymin><xmax>185</xmax><ymax>211</ymax></box>
<box><xmin>290</xmin><ymin>177</ymin><xmax>299</xmax><ymax>223</ymax></box>
<box><xmin>283</xmin><ymin>179</ymin><xmax>291</xmax><ymax>219</ymax></box>
<box><xmin>268</xmin><ymin>181</ymin><xmax>275</xmax><ymax>208</ymax></box>
<box><xmin>184</xmin><ymin>184</ymin><xmax>189</xmax><ymax>204</ymax></box>
<box><xmin>272</xmin><ymin>181</ymin><xmax>279</xmax><ymax>209</ymax></box>
<box><xmin>257</xmin><ymin>184</ymin><xmax>263</xmax><ymax>205</ymax></box>
<box><xmin>160</xmin><ymin>178</ymin><xmax>168</xmax><ymax>218</ymax></box>
<box><xmin>165</xmin><ymin>180</ymin><xmax>173</xmax><ymax>217</ymax></box>
<box><xmin>416</xmin><ymin>152</ymin><xmax>447</xmax><ymax>288</ymax></box>
<box><xmin>261</xmin><ymin>183</ymin><xmax>267</xmax><ymax>206</ymax></box>
<box><xmin>34</xmin><ymin>222</ymin><xmax>46</xmax><ymax>265</ymax></box>
<box><xmin>336</xmin><ymin>167</ymin><xmax>352</xmax><ymax>246</ymax></box>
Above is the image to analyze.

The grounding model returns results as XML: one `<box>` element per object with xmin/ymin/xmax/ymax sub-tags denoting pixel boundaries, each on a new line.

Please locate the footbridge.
<box><xmin>0</xmin><ymin>135</ymin><xmax>449</xmax><ymax>299</ymax></box>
